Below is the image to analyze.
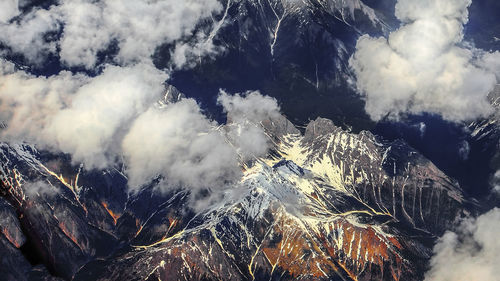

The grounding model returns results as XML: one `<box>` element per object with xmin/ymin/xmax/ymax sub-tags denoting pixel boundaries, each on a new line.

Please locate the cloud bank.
<box><xmin>0</xmin><ymin>60</ymin><xmax>167</xmax><ymax>169</ymax></box>
<box><xmin>425</xmin><ymin>208</ymin><xmax>500</xmax><ymax>281</ymax></box>
<box><xmin>0</xmin><ymin>0</ymin><xmax>225</xmax><ymax>68</ymax></box>
<box><xmin>350</xmin><ymin>0</ymin><xmax>500</xmax><ymax>122</ymax></box>
<box><xmin>0</xmin><ymin>57</ymin><xmax>278</xmax><ymax>203</ymax></box>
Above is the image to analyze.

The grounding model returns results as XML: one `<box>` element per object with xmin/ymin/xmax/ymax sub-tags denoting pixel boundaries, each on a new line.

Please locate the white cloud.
<box><xmin>418</xmin><ymin>122</ymin><xmax>426</xmax><ymax>138</ymax></box>
<box><xmin>0</xmin><ymin>58</ymin><xmax>88</xmax><ymax>143</ymax></box>
<box><xmin>57</xmin><ymin>0</ymin><xmax>224</xmax><ymax>68</ymax></box>
<box><xmin>425</xmin><ymin>208</ymin><xmax>500</xmax><ymax>281</ymax></box>
<box><xmin>45</xmin><ymin>63</ymin><xmax>167</xmax><ymax>169</ymax></box>
<box><xmin>217</xmin><ymin>90</ymin><xmax>281</xmax><ymax>124</ymax></box>
<box><xmin>171</xmin><ymin>36</ymin><xmax>224</xmax><ymax>69</ymax></box>
<box><xmin>122</xmin><ymin>99</ymin><xmax>240</xmax><ymax>191</ymax></box>
<box><xmin>458</xmin><ymin>140</ymin><xmax>470</xmax><ymax>161</ymax></box>
<box><xmin>490</xmin><ymin>170</ymin><xmax>500</xmax><ymax>196</ymax></box>
<box><xmin>171</xmin><ymin>0</ymin><xmax>231</xmax><ymax>69</ymax></box>
<box><xmin>0</xmin><ymin>0</ymin><xmax>20</xmax><ymax>23</ymax></box>
<box><xmin>349</xmin><ymin>0</ymin><xmax>500</xmax><ymax>122</ymax></box>
<box><xmin>218</xmin><ymin>90</ymin><xmax>281</xmax><ymax>160</ymax></box>
<box><xmin>23</xmin><ymin>180</ymin><xmax>59</xmax><ymax>198</ymax></box>
<box><xmin>0</xmin><ymin>7</ymin><xmax>60</xmax><ymax>64</ymax></box>
<box><xmin>480</xmin><ymin>51</ymin><xmax>500</xmax><ymax>80</ymax></box>
<box><xmin>494</xmin><ymin>185</ymin><xmax>500</xmax><ymax>196</ymax></box>
<box><xmin>0</xmin><ymin>0</ymin><xmax>225</xmax><ymax>68</ymax></box>
<box><xmin>0</xmin><ymin>60</ymin><xmax>168</xmax><ymax>169</ymax></box>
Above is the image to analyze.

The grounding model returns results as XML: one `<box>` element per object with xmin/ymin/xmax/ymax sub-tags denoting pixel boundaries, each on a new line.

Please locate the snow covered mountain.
<box><xmin>0</xmin><ymin>102</ymin><xmax>471</xmax><ymax>280</ymax></box>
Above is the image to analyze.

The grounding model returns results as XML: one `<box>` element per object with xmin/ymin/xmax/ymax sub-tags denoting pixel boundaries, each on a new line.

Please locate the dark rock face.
<box><xmin>0</xmin><ymin>198</ymin><xmax>31</xmax><ymax>281</ymax></box>
<box><xmin>0</xmin><ymin>112</ymin><xmax>471</xmax><ymax>281</ymax></box>
<box><xmin>0</xmin><ymin>144</ymin><xmax>123</xmax><ymax>280</ymax></box>
<box><xmin>371</xmin><ymin>86</ymin><xmax>500</xmax><ymax>203</ymax></box>
<box><xmin>467</xmin><ymin>86</ymin><xmax>500</xmax><ymax>206</ymax></box>
<box><xmin>168</xmin><ymin>0</ymin><xmax>391</xmax><ymax>130</ymax></box>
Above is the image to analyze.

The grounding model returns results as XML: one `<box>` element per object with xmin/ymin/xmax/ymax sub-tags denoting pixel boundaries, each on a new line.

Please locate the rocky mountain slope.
<box><xmin>0</xmin><ymin>102</ymin><xmax>471</xmax><ymax>280</ymax></box>
<box><xmin>168</xmin><ymin>0</ymin><xmax>394</xmax><ymax>129</ymax></box>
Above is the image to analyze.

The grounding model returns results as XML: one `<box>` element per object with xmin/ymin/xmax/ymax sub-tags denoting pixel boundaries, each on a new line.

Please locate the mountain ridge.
<box><xmin>0</xmin><ymin>102</ymin><xmax>471</xmax><ymax>280</ymax></box>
